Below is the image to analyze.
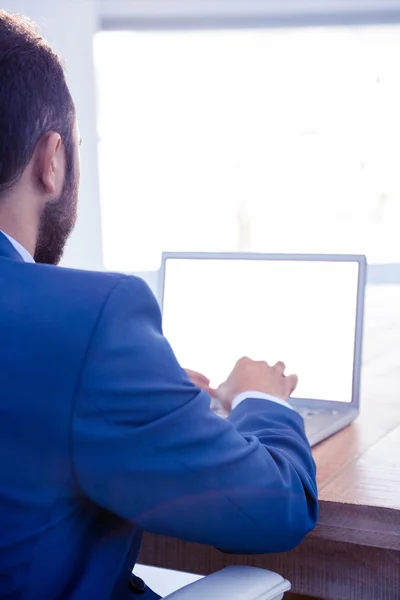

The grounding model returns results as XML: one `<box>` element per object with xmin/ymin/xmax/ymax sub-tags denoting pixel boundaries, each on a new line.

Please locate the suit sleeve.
<box><xmin>72</xmin><ymin>275</ymin><xmax>318</xmax><ymax>554</ymax></box>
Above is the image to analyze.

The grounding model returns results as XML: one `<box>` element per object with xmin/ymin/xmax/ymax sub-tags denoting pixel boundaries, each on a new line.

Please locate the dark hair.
<box><xmin>0</xmin><ymin>11</ymin><xmax>75</xmax><ymax>197</ymax></box>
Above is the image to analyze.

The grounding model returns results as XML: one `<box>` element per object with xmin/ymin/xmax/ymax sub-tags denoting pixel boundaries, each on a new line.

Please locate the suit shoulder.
<box><xmin>37</xmin><ymin>264</ymin><xmax>151</xmax><ymax>305</ymax></box>
<box><xmin>59</xmin><ymin>267</ymin><xmax>160</xmax><ymax>326</ymax></box>
<box><xmin>16</xmin><ymin>263</ymin><xmax>155</xmax><ymax>332</ymax></box>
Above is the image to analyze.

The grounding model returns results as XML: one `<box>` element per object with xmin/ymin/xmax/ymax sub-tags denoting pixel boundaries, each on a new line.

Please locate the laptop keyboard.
<box><xmin>212</xmin><ymin>402</ymin><xmax>338</xmax><ymax>422</ymax></box>
<box><xmin>296</xmin><ymin>408</ymin><xmax>325</xmax><ymax>420</ymax></box>
<box><xmin>296</xmin><ymin>407</ymin><xmax>340</xmax><ymax>420</ymax></box>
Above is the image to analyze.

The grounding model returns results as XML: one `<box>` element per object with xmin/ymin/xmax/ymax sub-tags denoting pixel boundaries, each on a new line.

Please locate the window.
<box><xmin>94</xmin><ymin>26</ymin><xmax>400</xmax><ymax>272</ymax></box>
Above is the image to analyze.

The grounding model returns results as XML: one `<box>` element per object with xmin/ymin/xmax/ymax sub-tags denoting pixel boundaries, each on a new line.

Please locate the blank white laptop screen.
<box><xmin>162</xmin><ymin>258</ymin><xmax>360</xmax><ymax>403</ymax></box>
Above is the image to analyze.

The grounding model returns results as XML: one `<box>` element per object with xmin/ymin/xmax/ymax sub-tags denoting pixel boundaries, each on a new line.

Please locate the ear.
<box><xmin>35</xmin><ymin>132</ymin><xmax>64</xmax><ymax>195</ymax></box>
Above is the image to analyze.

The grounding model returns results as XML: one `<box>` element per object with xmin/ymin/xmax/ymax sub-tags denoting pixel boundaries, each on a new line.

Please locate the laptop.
<box><xmin>159</xmin><ymin>252</ymin><xmax>367</xmax><ymax>446</ymax></box>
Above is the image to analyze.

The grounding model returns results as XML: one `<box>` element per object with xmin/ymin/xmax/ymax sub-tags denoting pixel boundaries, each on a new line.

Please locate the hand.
<box><xmin>214</xmin><ymin>357</ymin><xmax>298</xmax><ymax>412</ymax></box>
<box><xmin>185</xmin><ymin>369</ymin><xmax>217</xmax><ymax>397</ymax></box>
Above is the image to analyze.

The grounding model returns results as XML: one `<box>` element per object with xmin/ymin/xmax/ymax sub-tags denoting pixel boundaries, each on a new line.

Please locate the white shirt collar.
<box><xmin>0</xmin><ymin>231</ymin><xmax>35</xmax><ymax>263</ymax></box>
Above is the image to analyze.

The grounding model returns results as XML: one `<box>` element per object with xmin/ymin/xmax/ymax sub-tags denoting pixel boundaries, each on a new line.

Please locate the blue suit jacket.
<box><xmin>0</xmin><ymin>232</ymin><xmax>318</xmax><ymax>600</ymax></box>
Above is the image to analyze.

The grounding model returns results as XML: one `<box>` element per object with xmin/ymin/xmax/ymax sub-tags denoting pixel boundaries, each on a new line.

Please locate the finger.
<box><xmin>285</xmin><ymin>374</ymin><xmax>298</xmax><ymax>396</ymax></box>
<box><xmin>185</xmin><ymin>371</ymin><xmax>217</xmax><ymax>396</ymax></box>
<box><xmin>185</xmin><ymin>369</ymin><xmax>210</xmax><ymax>384</ymax></box>
<box><xmin>204</xmin><ymin>385</ymin><xmax>218</xmax><ymax>397</ymax></box>
<box><xmin>191</xmin><ymin>375</ymin><xmax>213</xmax><ymax>390</ymax></box>
<box><xmin>274</xmin><ymin>361</ymin><xmax>286</xmax><ymax>374</ymax></box>
<box><xmin>236</xmin><ymin>356</ymin><xmax>251</xmax><ymax>365</ymax></box>
<box><xmin>194</xmin><ymin>381</ymin><xmax>218</xmax><ymax>397</ymax></box>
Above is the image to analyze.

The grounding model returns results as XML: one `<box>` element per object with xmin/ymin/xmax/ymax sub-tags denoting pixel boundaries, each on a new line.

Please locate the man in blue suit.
<box><xmin>0</xmin><ymin>10</ymin><xmax>317</xmax><ymax>600</ymax></box>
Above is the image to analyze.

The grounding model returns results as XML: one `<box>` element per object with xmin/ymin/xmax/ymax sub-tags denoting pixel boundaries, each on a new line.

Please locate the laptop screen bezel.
<box><xmin>159</xmin><ymin>252</ymin><xmax>367</xmax><ymax>410</ymax></box>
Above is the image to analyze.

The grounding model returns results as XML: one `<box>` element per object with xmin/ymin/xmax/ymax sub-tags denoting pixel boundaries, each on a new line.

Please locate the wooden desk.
<box><xmin>138</xmin><ymin>285</ymin><xmax>400</xmax><ymax>600</ymax></box>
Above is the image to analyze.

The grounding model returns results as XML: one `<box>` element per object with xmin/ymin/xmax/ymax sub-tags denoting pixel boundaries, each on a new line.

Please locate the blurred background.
<box><xmin>3</xmin><ymin>0</ymin><xmax>400</xmax><ymax>297</ymax></box>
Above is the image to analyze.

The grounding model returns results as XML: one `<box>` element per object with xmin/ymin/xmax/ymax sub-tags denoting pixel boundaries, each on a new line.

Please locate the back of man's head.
<box><xmin>0</xmin><ymin>10</ymin><xmax>75</xmax><ymax>197</ymax></box>
<box><xmin>0</xmin><ymin>11</ymin><xmax>79</xmax><ymax>265</ymax></box>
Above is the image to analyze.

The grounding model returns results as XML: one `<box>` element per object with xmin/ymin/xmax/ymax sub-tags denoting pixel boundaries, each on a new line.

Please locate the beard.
<box><xmin>34</xmin><ymin>165</ymin><xmax>78</xmax><ymax>266</ymax></box>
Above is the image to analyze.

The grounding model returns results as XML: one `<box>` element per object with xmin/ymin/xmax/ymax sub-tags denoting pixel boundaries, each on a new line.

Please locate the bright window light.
<box><xmin>94</xmin><ymin>26</ymin><xmax>400</xmax><ymax>272</ymax></box>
